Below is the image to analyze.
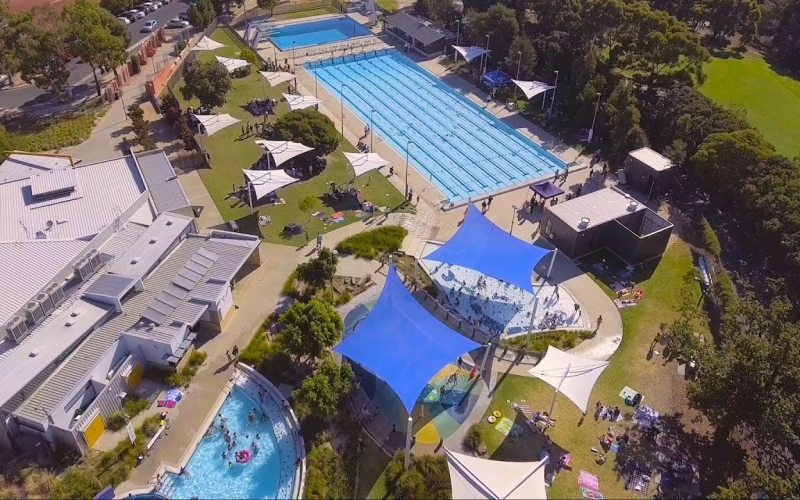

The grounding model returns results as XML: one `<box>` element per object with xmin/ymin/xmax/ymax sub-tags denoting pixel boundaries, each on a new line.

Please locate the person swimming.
<box><xmin>251</xmin><ymin>441</ymin><xmax>258</xmax><ymax>452</ymax></box>
<box><xmin>256</xmin><ymin>433</ymin><xmax>261</xmax><ymax>440</ymax></box>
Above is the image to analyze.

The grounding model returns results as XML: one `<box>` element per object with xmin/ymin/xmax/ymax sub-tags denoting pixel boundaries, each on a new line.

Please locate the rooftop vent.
<box><xmin>29</xmin><ymin>349</ymin><xmax>40</xmax><ymax>357</ymax></box>
<box><xmin>166</xmin><ymin>219</ymin><xmax>174</xmax><ymax>226</ymax></box>
<box><xmin>166</xmin><ymin>175</ymin><xmax>178</xmax><ymax>182</ymax></box>
<box><xmin>627</xmin><ymin>200</ymin><xmax>639</xmax><ymax>212</ymax></box>
<box><xmin>24</xmin><ymin>301</ymin><xmax>45</xmax><ymax>324</ymax></box>
<box><xmin>5</xmin><ymin>316</ymin><xmax>28</xmax><ymax>343</ymax></box>
<box><xmin>149</xmin><ymin>237</ymin><xmax>158</xmax><ymax>244</ymax></box>
<box><xmin>70</xmin><ymin>309</ymin><xmax>81</xmax><ymax>317</ymax></box>
<box><xmin>35</xmin><ymin>230</ymin><xmax>47</xmax><ymax>239</ymax></box>
<box><xmin>46</xmin><ymin>220</ymin><xmax>54</xmax><ymax>229</ymax></box>
<box><xmin>131</xmin><ymin>257</ymin><xmax>140</xmax><ymax>265</ymax></box>
<box><xmin>579</xmin><ymin>217</ymin><xmax>591</xmax><ymax>229</ymax></box>
<box><xmin>65</xmin><ymin>319</ymin><xmax>75</xmax><ymax>327</ymax></box>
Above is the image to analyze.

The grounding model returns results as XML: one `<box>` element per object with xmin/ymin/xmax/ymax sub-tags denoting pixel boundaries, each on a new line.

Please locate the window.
<box><xmin>545</xmin><ymin>220</ymin><xmax>552</xmax><ymax>236</ymax></box>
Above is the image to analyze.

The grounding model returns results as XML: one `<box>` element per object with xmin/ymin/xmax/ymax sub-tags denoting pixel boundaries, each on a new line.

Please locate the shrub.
<box><xmin>50</xmin><ymin>467</ymin><xmax>102</xmax><ymax>499</ymax></box>
<box><xmin>187</xmin><ymin>350</ymin><xmax>207</xmax><ymax>367</ymax></box>
<box><xmin>240</xmin><ymin>332</ymin><xmax>271</xmax><ymax>366</ymax></box>
<box><xmin>281</xmin><ymin>269</ymin><xmax>299</xmax><ymax>297</ymax></box>
<box><xmin>130</xmin><ymin>55</ymin><xmax>140</xmax><ymax>75</ymax></box>
<box><xmin>105</xmin><ymin>412</ymin><xmax>126</xmax><ymax>431</ymax></box>
<box><xmin>701</xmin><ymin>217</ymin><xmax>722</xmax><ymax>257</ymax></box>
<box><xmin>274</xmin><ymin>109</ymin><xmax>340</xmax><ymax>156</ymax></box>
<box><xmin>384</xmin><ymin>451</ymin><xmax>450</xmax><ymax>499</ymax></box>
<box><xmin>335</xmin><ymin>226</ymin><xmax>409</xmax><ymax>259</ymax></box>
<box><xmin>305</xmin><ymin>444</ymin><xmax>350</xmax><ymax>499</ymax></box>
<box><xmin>176</xmin><ymin>40</ymin><xmax>188</xmax><ymax>53</ymax></box>
<box><xmin>334</xmin><ymin>290</ymin><xmax>352</xmax><ymax>305</ymax></box>
<box><xmin>141</xmin><ymin>415</ymin><xmax>162</xmax><ymax>438</ymax></box>
<box><xmin>240</xmin><ymin>48</ymin><xmax>259</xmax><ymax>65</ymax></box>
<box><xmin>499</xmin><ymin>329</ymin><xmax>594</xmax><ymax>353</ymax></box>
<box><xmin>122</xmin><ymin>396</ymin><xmax>149</xmax><ymax>417</ymax></box>
<box><xmin>462</xmin><ymin>423</ymin><xmax>483</xmax><ymax>453</ymax></box>
<box><xmin>714</xmin><ymin>270</ymin><xmax>737</xmax><ymax>311</ymax></box>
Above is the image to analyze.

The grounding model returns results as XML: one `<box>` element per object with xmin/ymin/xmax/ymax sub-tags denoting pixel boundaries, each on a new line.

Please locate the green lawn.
<box><xmin>375</xmin><ymin>0</ymin><xmax>397</xmax><ymax>12</ymax></box>
<box><xmin>700</xmin><ymin>53</ymin><xmax>800</xmax><ymax>158</ymax></box>
<box><xmin>357</xmin><ymin>433</ymin><xmax>391</xmax><ymax>499</ymax></box>
<box><xmin>274</xmin><ymin>6</ymin><xmax>339</xmax><ymax>20</ymax></box>
<box><xmin>176</xmin><ymin>28</ymin><xmax>405</xmax><ymax>246</ymax></box>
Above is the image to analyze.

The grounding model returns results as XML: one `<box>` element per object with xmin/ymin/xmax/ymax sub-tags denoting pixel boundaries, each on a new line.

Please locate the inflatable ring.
<box><xmin>492</xmin><ymin>410</ymin><xmax>501</xmax><ymax>418</ymax></box>
<box><xmin>235</xmin><ymin>449</ymin><xmax>252</xmax><ymax>464</ymax></box>
<box><xmin>487</xmin><ymin>415</ymin><xmax>497</xmax><ymax>423</ymax></box>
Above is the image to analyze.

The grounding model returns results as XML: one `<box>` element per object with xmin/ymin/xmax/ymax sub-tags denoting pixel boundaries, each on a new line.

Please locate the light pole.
<box><xmin>588</xmin><ymin>92</ymin><xmax>601</xmax><ymax>143</ymax></box>
<box><xmin>329</xmin><ymin>249</ymin><xmax>339</xmax><ymax>293</ymax></box>
<box><xmin>548</xmin><ymin>70</ymin><xmax>559</xmax><ymax>116</ymax></box>
<box><xmin>405</xmin><ymin>140</ymin><xmax>414</xmax><ymax>199</ymax></box>
<box><xmin>454</xmin><ymin>19</ymin><xmax>461</xmax><ymax>60</ymax></box>
<box><xmin>513</xmin><ymin>50</ymin><xmax>522</xmax><ymax>100</ymax></box>
<box><xmin>483</xmin><ymin>35</ymin><xmax>490</xmax><ymax>75</ymax></box>
<box><xmin>340</xmin><ymin>83</ymin><xmax>352</xmax><ymax>137</ymax></box>
<box><xmin>369</xmin><ymin>108</ymin><xmax>375</xmax><ymax>151</ymax></box>
<box><xmin>291</xmin><ymin>41</ymin><xmax>296</xmax><ymax>72</ymax></box>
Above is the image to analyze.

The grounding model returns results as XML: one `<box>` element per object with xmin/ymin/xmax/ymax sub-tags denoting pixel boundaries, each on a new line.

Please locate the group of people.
<box><xmin>246</xmin><ymin>97</ymin><xmax>277</xmax><ymax>118</ymax></box>
<box><xmin>210</xmin><ymin>411</ymin><xmax>265</xmax><ymax>468</ymax></box>
<box><xmin>595</xmin><ymin>401</ymin><xmax>621</xmax><ymax>421</ymax></box>
<box><xmin>263</xmin><ymin>57</ymin><xmax>291</xmax><ymax>73</ymax></box>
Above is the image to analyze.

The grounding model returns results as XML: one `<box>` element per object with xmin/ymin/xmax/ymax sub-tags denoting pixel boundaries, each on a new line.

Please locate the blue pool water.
<box><xmin>160</xmin><ymin>386</ymin><xmax>296</xmax><ymax>499</ymax></box>
<box><xmin>308</xmin><ymin>50</ymin><xmax>566</xmax><ymax>203</ymax></box>
<box><xmin>270</xmin><ymin>16</ymin><xmax>371</xmax><ymax>50</ymax></box>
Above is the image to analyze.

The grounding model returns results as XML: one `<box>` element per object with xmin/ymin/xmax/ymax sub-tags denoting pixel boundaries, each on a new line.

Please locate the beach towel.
<box><xmin>619</xmin><ymin>386</ymin><xmax>639</xmax><ymax>400</ymax></box>
<box><xmin>494</xmin><ymin>417</ymin><xmax>515</xmax><ymax>436</ymax></box>
<box><xmin>581</xmin><ymin>488</ymin><xmax>604</xmax><ymax>499</ymax></box>
<box><xmin>330</xmin><ymin>211</ymin><xmax>344</xmax><ymax>219</ymax></box>
<box><xmin>579</xmin><ymin>470</ymin><xmax>600</xmax><ymax>491</ymax></box>
<box><xmin>311</xmin><ymin>211</ymin><xmax>323</xmax><ymax>217</ymax></box>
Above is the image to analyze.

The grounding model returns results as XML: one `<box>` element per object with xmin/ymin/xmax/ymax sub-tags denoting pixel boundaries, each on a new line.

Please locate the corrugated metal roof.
<box><xmin>0</xmin><ymin>240</ymin><xmax>89</xmax><ymax>326</ymax></box>
<box><xmin>124</xmin><ymin>323</ymin><xmax>186</xmax><ymax>344</ymax></box>
<box><xmin>134</xmin><ymin>150</ymin><xmax>192</xmax><ymax>214</ymax></box>
<box><xmin>109</xmin><ymin>213</ymin><xmax>194</xmax><ymax>277</ymax></box>
<box><xmin>0</xmin><ymin>156</ymin><xmax>147</xmax><ymax>242</ymax></box>
<box><xmin>14</xmin><ymin>234</ymin><xmax>258</xmax><ymax>422</ymax></box>
<box><xmin>0</xmin><ymin>154</ymin><xmax>72</xmax><ymax>184</ymax></box>
<box><xmin>628</xmin><ymin>147</ymin><xmax>672</xmax><ymax>172</ymax></box>
<box><xmin>546</xmin><ymin>187</ymin><xmax>645</xmax><ymax>232</ymax></box>
<box><xmin>28</xmin><ymin>168</ymin><xmax>77</xmax><ymax>198</ymax></box>
<box><xmin>83</xmin><ymin>274</ymin><xmax>137</xmax><ymax>303</ymax></box>
<box><xmin>385</xmin><ymin>13</ymin><xmax>449</xmax><ymax>45</ymax></box>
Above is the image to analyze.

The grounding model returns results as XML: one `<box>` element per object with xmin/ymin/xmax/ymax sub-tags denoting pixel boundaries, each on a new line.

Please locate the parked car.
<box><xmin>0</xmin><ymin>75</ymin><xmax>9</xmax><ymax>87</ymax></box>
<box><xmin>151</xmin><ymin>1</ymin><xmax>164</xmax><ymax>7</ymax></box>
<box><xmin>141</xmin><ymin>20</ymin><xmax>158</xmax><ymax>32</ymax></box>
<box><xmin>126</xmin><ymin>9</ymin><xmax>145</xmax><ymax>19</ymax></box>
<box><xmin>137</xmin><ymin>2</ymin><xmax>156</xmax><ymax>12</ymax></box>
<box><xmin>178</xmin><ymin>10</ymin><xmax>189</xmax><ymax>20</ymax></box>
<box><xmin>166</xmin><ymin>18</ymin><xmax>190</xmax><ymax>28</ymax></box>
<box><xmin>116</xmin><ymin>15</ymin><xmax>131</xmax><ymax>24</ymax></box>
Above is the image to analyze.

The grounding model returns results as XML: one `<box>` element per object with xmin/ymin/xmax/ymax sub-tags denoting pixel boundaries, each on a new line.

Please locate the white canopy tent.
<box><xmin>259</xmin><ymin>71</ymin><xmax>296</xmax><ymax>87</ymax></box>
<box><xmin>242</xmin><ymin>169</ymin><xmax>299</xmax><ymax>212</ymax></box>
<box><xmin>444</xmin><ymin>447</ymin><xmax>548</xmax><ymax>499</ymax></box>
<box><xmin>215</xmin><ymin>55</ymin><xmax>250</xmax><ymax>72</ymax></box>
<box><xmin>192</xmin><ymin>36</ymin><xmax>226</xmax><ymax>51</ymax></box>
<box><xmin>254</xmin><ymin>139</ymin><xmax>314</xmax><ymax>168</ymax></box>
<box><xmin>453</xmin><ymin>46</ymin><xmax>489</xmax><ymax>62</ymax></box>
<box><xmin>512</xmin><ymin>80</ymin><xmax>556</xmax><ymax>100</ymax></box>
<box><xmin>283</xmin><ymin>93</ymin><xmax>323</xmax><ymax>111</ymax></box>
<box><xmin>527</xmin><ymin>346</ymin><xmax>610</xmax><ymax>414</ymax></box>
<box><xmin>192</xmin><ymin>113</ymin><xmax>240</xmax><ymax>136</ymax></box>
<box><xmin>343</xmin><ymin>152</ymin><xmax>390</xmax><ymax>177</ymax></box>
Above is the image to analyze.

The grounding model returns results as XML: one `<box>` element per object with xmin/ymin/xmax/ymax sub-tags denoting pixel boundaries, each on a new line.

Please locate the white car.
<box><xmin>0</xmin><ymin>75</ymin><xmax>9</xmax><ymax>87</ymax></box>
<box><xmin>138</xmin><ymin>2</ymin><xmax>156</xmax><ymax>12</ymax></box>
<box><xmin>166</xmin><ymin>18</ymin><xmax>190</xmax><ymax>28</ymax></box>
<box><xmin>116</xmin><ymin>16</ymin><xmax>131</xmax><ymax>24</ymax></box>
<box><xmin>126</xmin><ymin>9</ymin><xmax>145</xmax><ymax>19</ymax></box>
<box><xmin>151</xmin><ymin>1</ymin><xmax>164</xmax><ymax>7</ymax></box>
<box><xmin>141</xmin><ymin>19</ymin><xmax>158</xmax><ymax>32</ymax></box>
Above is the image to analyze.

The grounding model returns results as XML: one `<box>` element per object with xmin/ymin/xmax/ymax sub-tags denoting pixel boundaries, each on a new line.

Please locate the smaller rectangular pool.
<box><xmin>270</xmin><ymin>16</ymin><xmax>371</xmax><ymax>50</ymax></box>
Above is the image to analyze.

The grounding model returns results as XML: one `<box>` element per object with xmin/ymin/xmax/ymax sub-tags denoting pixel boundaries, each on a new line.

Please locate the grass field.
<box><xmin>700</xmin><ymin>52</ymin><xmax>800</xmax><ymax>158</ymax></box>
<box><xmin>176</xmin><ymin>28</ymin><xmax>405</xmax><ymax>246</ymax></box>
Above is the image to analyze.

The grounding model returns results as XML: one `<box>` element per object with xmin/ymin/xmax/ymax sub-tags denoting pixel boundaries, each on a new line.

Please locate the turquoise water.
<box><xmin>308</xmin><ymin>49</ymin><xmax>566</xmax><ymax>203</ymax></box>
<box><xmin>270</xmin><ymin>17</ymin><xmax>371</xmax><ymax>50</ymax></box>
<box><xmin>160</xmin><ymin>386</ymin><xmax>295</xmax><ymax>499</ymax></box>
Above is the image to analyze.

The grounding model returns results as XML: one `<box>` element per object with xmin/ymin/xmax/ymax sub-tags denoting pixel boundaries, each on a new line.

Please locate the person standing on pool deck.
<box><xmin>316</xmin><ymin>233</ymin><xmax>323</xmax><ymax>250</ymax></box>
<box><xmin>488</xmin><ymin>196</ymin><xmax>494</xmax><ymax>208</ymax></box>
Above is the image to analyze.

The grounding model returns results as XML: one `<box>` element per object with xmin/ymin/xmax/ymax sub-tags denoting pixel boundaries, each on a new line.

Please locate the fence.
<box><xmin>230</xmin><ymin>0</ymin><xmax>337</xmax><ymax>26</ymax></box>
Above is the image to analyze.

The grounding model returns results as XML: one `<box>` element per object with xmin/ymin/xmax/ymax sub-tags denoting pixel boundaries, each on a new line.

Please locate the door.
<box><xmin>127</xmin><ymin>362</ymin><xmax>144</xmax><ymax>390</ymax></box>
<box><xmin>82</xmin><ymin>413</ymin><xmax>105</xmax><ymax>448</ymax></box>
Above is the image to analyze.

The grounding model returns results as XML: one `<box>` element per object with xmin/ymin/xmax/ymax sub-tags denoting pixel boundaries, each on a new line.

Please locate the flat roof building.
<box><xmin>623</xmin><ymin>147</ymin><xmax>674</xmax><ymax>198</ymax></box>
<box><xmin>384</xmin><ymin>12</ymin><xmax>457</xmax><ymax>56</ymax></box>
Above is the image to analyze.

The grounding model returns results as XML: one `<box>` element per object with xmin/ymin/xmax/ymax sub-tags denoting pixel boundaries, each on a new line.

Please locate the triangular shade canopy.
<box><xmin>529</xmin><ymin>181</ymin><xmax>564</xmax><ymax>200</ymax></box>
<box><xmin>453</xmin><ymin>46</ymin><xmax>489</xmax><ymax>62</ymax></box>
<box><xmin>215</xmin><ymin>55</ymin><xmax>250</xmax><ymax>72</ymax></box>
<box><xmin>254</xmin><ymin>140</ymin><xmax>314</xmax><ymax>167</ymax></box>
<box><xmin>260</xmin><ymin>71</ymin><xmax>296</xmax><ymax>87</ymax></box>
<box><xmin>444</xmin><ymin>447</ymin><xmax>548</xmax><ymax>499</ymax></box>
<box><xmin>192</xmin><ymin>36</ymin><xmax>226</xmax><ymax>51</ymax></box>
<box><xmin>242</xmin><ymin>169</ymin><xmax>299</xmax><ymax>200</ymax></box>
<box><xmin>527</xmin><ymin>346</ymin><xmax>610</xmax><ymax>413</ymax></box>
<box><xmin>425</xmin><ymin>204</ymin><xmax>551</xmax><ymax>292</ymax></box>
<box><xmin>512</xmin><ymin>80</ymin><xmax>556</xmax><ymax>100</ymax></box>
<box><xmin>283</xmin><ymin>93</ymin><xmax>323</xmax><ymax>111</ymax></box>
<box><xmin>343</xmin><ymin>152</ymin><xmax>390</xmax><ymax>177</ymax></box>
<box><xmin>192</xmin><ymin>113</ymin><xmax>240</xmax><ymax>136</ymax></box>
<box><xmin>334</xmin><ymin>265</ymin><xmax>481</xmax><ymax>413</ymax></box>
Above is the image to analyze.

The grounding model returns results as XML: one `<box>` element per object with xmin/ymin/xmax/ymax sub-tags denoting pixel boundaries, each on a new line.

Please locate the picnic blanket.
<box><xmin>581</xmin><ymin>487</ymin><xmax>604</xmax><ymax>499</ymax></box>
<box><xmin>494</xmin><ymin>417</ymin><xmax>522</xmax><ymax>437</ymax></box>
<box><xmin>614</xmin><ymin>299</ymin><xmax>639</xmax><ymax>309</ymax></box>
<box><xmin>619</xmin><ymin>386</ymin><xmax>640</xmax><ymax>401</ymax></box>
<box><xmin>633</xmin><ymin>405</ymin><xmax>659</xmax><ymax>428</ymax></box>
<box><xmin>623</xmin><ymin>460</ymin><xmax>652</xmax><ymax>495</ymax></box>
<box><xmin>578</xmin><ymin>470</ymin><xmax>599</xmax><ymax>491</ymax></box>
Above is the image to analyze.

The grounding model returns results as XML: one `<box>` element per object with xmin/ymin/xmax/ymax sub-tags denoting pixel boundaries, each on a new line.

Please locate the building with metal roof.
<box><xmin>540</xmin><ymin>187</ymin><xmax>673</xmax><ymax>264</ymax></box>
<box><xmin>0</xmin><ymin>153</ymin><xmax>72</xmax><ymax>184</ymax></box>
<box><xmin>623</xmin><ymin>147</ymin><xmax>674</xmax><ymax>198</ymax></box>
<box><xmin>384</xmin><ymin>12</ymin><xmax>456</xmax><ymax>55</ymax></box>
<box><xmin>133</xmin><ymin>150</ymin><xmax>192</xmax><ymax>216</ymax></box>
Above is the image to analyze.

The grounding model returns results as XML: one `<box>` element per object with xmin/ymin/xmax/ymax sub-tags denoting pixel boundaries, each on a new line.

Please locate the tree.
<box><xmin>280</xmin><ymin>299</ymin><xmax>343</xmax><ymax>362</ymax></box>
<box><xmin>305</xmin><ymin>445</ymin><xmax>351</xmax><ymax>499</ymax></box>
<box><xmin>160</xmin><ymin>91</ymin><xmax>183</xmax><ymax>126</ymax></box>
<box><xmin>99</xmin><ymin>0</ymin><xmax>134</xmax><ymax>15</ymax></box>
<box><xmin>256</xmin><ymin>0</ymin><xmax>280</xmax><ymax>16</ymax></box>
<box><xmin>128</xmin><ymin>103</ymin><xmax>156</xmax><ymax>150</ymax></box>
<box><xmin>772</xmin><ymin>0</ymin><xmax>800</xmax><ymax>71</ymax></box>
<box><xmin>695</xmin><ymin>0</ymin><xmax>761</xmax><ymax>41</ymax></box>
<box><xmin>298</xmin><ymin>195</ymin><xmax>319</xmax><ymax>222</ymax></box>
<box><xmin>63</xmin><ymin>0</ymin><xmax>129</xmax><ymax>96</ymax></box>
<box><xmin>273</xmin><ymin>109</ymin><xmax>340</xmax><ymax>156</ymax></box>
<box><xmin>188</xmin><ymin>0</ymin><xmax>214</xmax><ymax>29</ymax></box>
<box><xmin>584</xmin><ymin>0</ymin><xmax>624</xmax><ymax>50</ymax></box>
<box><xmin>291</xmin><ymin>357</ymin><xmax>353</xmax><ymax>420</ymax></box>
<box><xmin>0</xmin><ymin>0</ymin><xmax>20</xmax><ymax>86</ymax></box>
<box><xmin>465</xmin><ymin>5</ymin><xmax>519</xmax><ymax>66</ymax></box>
<box><xmin>296</xmin><ymin>247</ymin><xmax>338</xmax><ymax>289</ymax></box>
<box><xmin>12</xmin><ymin>6</ymin><xmax>70</xmax><ymax>94</ymax></box>
<box><xmin>240</xmin><ymin>48</ymin><xmax>258</xmax><ymax>66</ymax></box>
<box><xmin>604</xmin><ymin>80</ymin><xmax>648</xmax><ymax>160</ymax></box>
<box><xmin>712</xmin><ymin>461</ymin><xmax>800</xmax><ymax>498</ymax></box>
<box><xmin>180</xmin><ymin>59</ymin><xmax>231</xmax><ymax>109</ymax></box>
<box><xmin>502</xmin><ymin>35</ymin><xmax>536</xmax><ymax>82</ymax></box>
<box><xmin>415</xmin><ymin>0</ymin><xmax>460</xmax><ymax>27</ymax></box>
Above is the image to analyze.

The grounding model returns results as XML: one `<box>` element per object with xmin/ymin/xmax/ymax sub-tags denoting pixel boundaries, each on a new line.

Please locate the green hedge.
<box><xmin>499</xmin><ymin>329</ymin><xmax>595</xmax><ymax>352</ymax></box>
<box><xmin>335</xmin><ymin>226</ymin><xmax>408</xmax><ymax>260</ymax></box>
<box><xmin>701</xmin><ymin>217</ymin><xmax>722</xmax><ymax>257</ymax></box>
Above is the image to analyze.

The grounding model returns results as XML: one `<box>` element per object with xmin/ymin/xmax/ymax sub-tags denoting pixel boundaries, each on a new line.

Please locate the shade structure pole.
<box><xmin>513</xmin><ymin>51</ymin><xmax>522</xmax><ymax>100</ymax></box>
<box><xmin>370</xmin><ymin>108</ymin><xmax>375</xmax><ymax>151</ymax></box>
<box><xmin>403</xmin><ymin>416</ymin><xmax>413</xmax><ymax>470</ymax></box>
<box><xmin>588</xmin><ymin>92</ymin><xmax>602</xmax><ymax>143</ymax></box>
<box><xmin>454</xmin><ymin>20</ymin><xmax>461</xmax><ymax>60</ymax></box>
<box><xmin>524</xmin><ymin>296</ymin><xmax>540</xmax><ymax>345</ymax></box>
<box><xmin>483</xmin><ymin>35</ymin><xmax>490</xmax><ymax>75</ymax></box>
<box><xmin>404</xmin><ymin>140</ymin><xmax>414</xmax><ymax>199</ymax></box>
<box><xmin>340</xmin><ymin>83</ymin><xmax>344</xmax><ymax>137</ymax></box>
<box><xmin>248</xmin><ymin>180</ymin><xmax>253</xmax><ymax>214</ymax></box>
<box><xmin>414</xmin><ymin>257</ymin><xmax>419</xmax><ymax>285</ymax></box>
<box><xmin>547</xmin><ymin>363</ymin><xmax>571</xmax><ymax>419</ymax></box>
<box><xmin>479</xmin><ymin>341</ymin><xmax>492</xmax><ymax>376</ymax></box>
<box><xmin>548</xmin><ymin>70</ymin><xmax>559</xmax><ymax>116</ymax></box>
<box><xmin>546</xmin><ymin>248</ymin><xmax>558</xmax><ymax>278</ymax></box>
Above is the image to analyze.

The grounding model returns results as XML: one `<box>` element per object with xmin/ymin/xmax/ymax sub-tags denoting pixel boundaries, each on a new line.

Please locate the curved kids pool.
<box><xmin>270</xmin><ymin>16</ymin><xmax>371</xmax><ymax>50</ymax></box>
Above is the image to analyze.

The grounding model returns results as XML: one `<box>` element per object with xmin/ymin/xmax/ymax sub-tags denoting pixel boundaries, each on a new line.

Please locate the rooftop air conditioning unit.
<box><xmin>579</xmin><ymin>217</ymin><xmax>591</xmax><ymax>229</ymax></box>
<box><xmin>5</xmin><ymin>316</ymin><xmax>28</xmax><ymax>343</ymax></box>
<box><xmin>74</xmin><ymin>258</ymin><xmax>93</xmax><ymax>281</ymax></box>
<box><xmin>87</xmin><ymin>248</ymin><xmax>103</xmax><ymax>271</ymax></box>
<box><xmin>45</xmin><ymin>282</ymin><xmax>65</xmax><ymax>307</ymax></box>
<box><xmin>627</xmin><ymin>201</ymin><xmax>639</xmax><ymax>212</ymax></box>
<box><xmin>35</xmin><ymin>292</ymin><xmax>54</xmax><ymax>316</ymax></box>
<box><xmin>24</xmin><ymin>301</ymin><xmax>45</xmax><ymax>325</ymax></box>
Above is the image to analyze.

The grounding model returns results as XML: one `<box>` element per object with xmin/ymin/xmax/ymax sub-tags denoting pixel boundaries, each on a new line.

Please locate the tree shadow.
<box><xmin>490</xmin><ymin>411</ymin><xmax>569</xmax><ymax>483</ymax></box>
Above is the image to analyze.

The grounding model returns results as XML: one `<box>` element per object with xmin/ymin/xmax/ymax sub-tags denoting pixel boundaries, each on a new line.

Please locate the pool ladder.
<box><xmin>155</xmin><ymin>474</ymin><xmax>178</xmax><ymax>497</ymax></box>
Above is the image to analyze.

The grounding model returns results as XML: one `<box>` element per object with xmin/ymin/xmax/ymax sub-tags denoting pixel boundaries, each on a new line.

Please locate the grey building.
<box><xmin>623</xmin><ymin>147</ymin><xmax>673</xmax><ymax>198</ymax></box>
<box><xmin>540</xmin><ymin>187</ymin><xmax>673</xmax><ymax>264</ymax></box>
<box><xmin>384</xmin><ymin>13</ymin><xmax>457</xmax><ymax>56</ymax></box>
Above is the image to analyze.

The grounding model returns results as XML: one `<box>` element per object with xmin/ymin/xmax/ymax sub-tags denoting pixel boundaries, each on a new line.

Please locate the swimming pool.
<box><xmin>270</xmin><ymin>17</ymin><xmax>371</xmax><ymax>50</ymax></box>
<box><xmin>158</xmin><ymin>384</ymin><xmax>297</xmax><ymax>499</ymax></box>
<box><xmin>307</xmin><ymin>49</ymin><xmax>566</xmax><ymax>203</ymax></box>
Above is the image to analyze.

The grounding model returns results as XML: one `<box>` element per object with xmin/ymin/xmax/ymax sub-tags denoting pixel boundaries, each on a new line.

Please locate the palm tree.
<box><xmin>22</xmin><ymin>467</ymin><xmax>58</xmax><ymax>497</ymax></box>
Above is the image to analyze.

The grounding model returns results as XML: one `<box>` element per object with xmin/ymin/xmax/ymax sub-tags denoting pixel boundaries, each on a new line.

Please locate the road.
<box><xmin>0</xmin><ymin>0</ymin><xmax>191</xmax><ymax>111</ymax></box>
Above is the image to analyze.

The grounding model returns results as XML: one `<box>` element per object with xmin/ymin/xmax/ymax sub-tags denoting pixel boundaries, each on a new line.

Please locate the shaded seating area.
<box><xmin>527</xmin><ymin>346</ymin><xmax>610</xmax><ymax>416</ymax></box>
<box><xmin>481</xmin><ymin>69</ymin><xmax>512</xmax><ymax>96</ymax></box>
<box><xmin>444</xmin><ymin>447</ymin><xmax>549</xmax><ymax>499</ymax></box>
<box><xmin>452</xmin><ymin>46</ymin><xmax>489</xmax><ymax>63</ymax></box>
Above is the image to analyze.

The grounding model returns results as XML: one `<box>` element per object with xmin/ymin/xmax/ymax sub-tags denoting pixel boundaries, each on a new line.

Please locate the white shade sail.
<box><xmin>254</xmin><ymin>140</ymin><xmax>314</xmax><ymax>167</ymax></box>
<box><xmin>260</xmin><ymin>71</ymin><xmax>296</xmax><ymax>87</ymax></box>
<box><xmin>453</xmin><ymin>46</ymin><xmax>489</xmax><ymax>62</ymax></box>
<box><xmin>283</xmin><ymin>93</ymin><xmax>323</xmax><ymax>111</ymax></box>
<box><xmin>444</xmin><ymin>447</ymin><xmax>548</xmax><ymax>499</ymax></box>
<box><xmin>192</xmin><ymin>113</ymin><xmax>240</xmax><ymax>136</ymax></box>
<box><xmin>527</xmin><ymin>346</ymin><xmax>610</xmax><ymax>413</ymax></box>
<box><xmin>344</xmin><ymin>152</ymin><xmax>390</xmax><ymax>177</ymax></box>
<box><xmin>512</xmin><ymin>80</ymin><xmax>556</xmax><ymax>99</ymax></box>
<box><xmin>243</xmin><ymin>169</ymin><xmax>299</xmax><ymax>200</ymax></box>
<box><xmin>192</xmin><ymin>36</ymin><xmax>226</xmax><ymax>51</ymax></box>
<box><xmin>215</xmin><ymin>55</ymin><xmax>250</xmax><ymax>72</ymax></box>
